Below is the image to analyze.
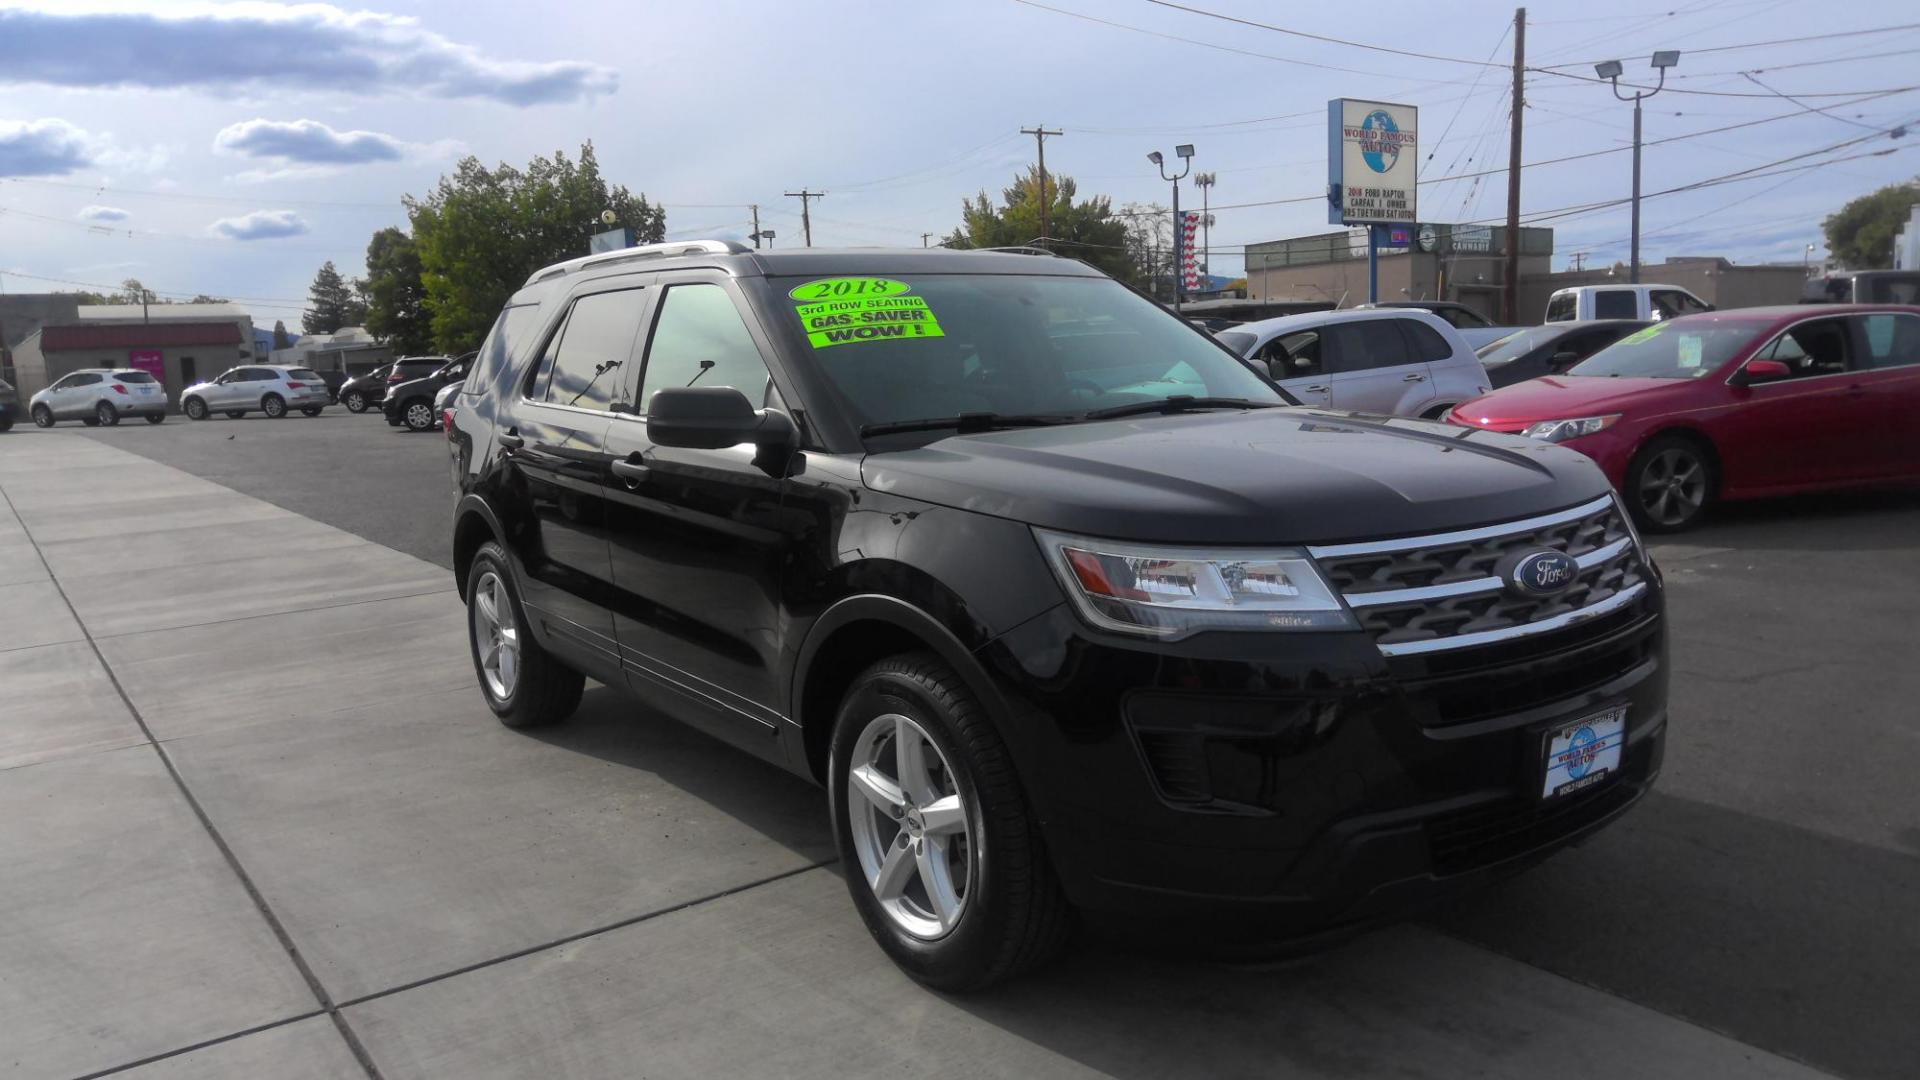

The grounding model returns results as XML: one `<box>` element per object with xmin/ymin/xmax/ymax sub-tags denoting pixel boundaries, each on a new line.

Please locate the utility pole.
<box><xmin>1503</xmin><ymin>7</ymin><xmax>1525</xmax><ymax>325</ymax></box>
<box><xmin>921</xmin><ymin>233</ymin><xmax>934</xmax><ymax>248</ymax></box>
<box><xmin>1021</xmin><ymin>126</ymin><xmax>1063</xmax><ymax>249</ymax></box>
<box><xmin>784</xmin><ymin>190</ymin><xmax>823</xmax><ymax>247</ymax></box>
<box><xmin>750</xmin><ymin>204</ymin><xmax>761</xmax><ymax>249</ymax></box>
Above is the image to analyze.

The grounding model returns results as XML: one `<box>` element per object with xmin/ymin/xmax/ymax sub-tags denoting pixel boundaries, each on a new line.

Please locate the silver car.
<box><xmin>1216</xmin><ymin>309</ymin><xmax>1490</xmax><ymax>419</ymax></box>
<box><xmin>181</xmin><ymin>364</ymin><xmax>331</xmax><ymax>420</ymax></box>
<box><xmin>28</xmin><ymin>368</ymin><xmax>169</xmax><ymax>427</ymax></box>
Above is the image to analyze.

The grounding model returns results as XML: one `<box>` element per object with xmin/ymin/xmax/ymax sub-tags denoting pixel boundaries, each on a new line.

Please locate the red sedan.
<box><xmin>1448</xmin><ymin>305</ymin><xmax>1920</xmax><ymax>530</ymax></box>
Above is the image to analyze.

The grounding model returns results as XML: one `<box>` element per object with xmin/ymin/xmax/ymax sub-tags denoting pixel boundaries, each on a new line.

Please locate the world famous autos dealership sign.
<box><xmin>1327</xmin><ymin>99</ymin><xmax>1418</xmax><ymax>226</ymax></box>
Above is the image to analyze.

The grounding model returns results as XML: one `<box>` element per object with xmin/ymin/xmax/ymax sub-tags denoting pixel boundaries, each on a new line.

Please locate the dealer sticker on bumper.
<box><xmin>1542</xmin><ymin>705</ymin><xmax>1626</xmax><ymax>799</ymax></box>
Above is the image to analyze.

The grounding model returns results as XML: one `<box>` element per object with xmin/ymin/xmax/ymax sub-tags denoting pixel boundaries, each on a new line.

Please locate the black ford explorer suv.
<box><xmin>384</xmin><ymin>352</ymin><xmax>473</xmax><ymax>431</ymax></box>
<box><xmin>448</xmin><ymin>241</ymin><xmax>1665</xmax><ymax>990</ymax></box>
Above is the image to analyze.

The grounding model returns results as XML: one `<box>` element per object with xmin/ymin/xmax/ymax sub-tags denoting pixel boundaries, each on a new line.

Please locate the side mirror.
<box><xmin>1549</xmin><ymin>350</ymin><xmax>1580</xmax><ymax>370</ymax></box>
<box><xmin>1735</xmin><ymin>359</ymin><xmax>1791</xmax><ymax>386</ymax></box>
<box><xmin>647</xmin><ymin>386</ymin><xmax>796</xmax><ymax>452</ymax></box>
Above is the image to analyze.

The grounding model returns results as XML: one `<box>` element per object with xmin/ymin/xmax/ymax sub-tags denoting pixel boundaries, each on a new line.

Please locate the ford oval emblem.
<box><xmin>1506</xmin><ymin>549</ymin><xmax>1578</xmax><ymax>597</ymax></box>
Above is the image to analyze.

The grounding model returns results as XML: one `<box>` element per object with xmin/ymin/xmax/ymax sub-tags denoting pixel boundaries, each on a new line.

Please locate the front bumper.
<box><xmin>978</xmin><ymin>582</ymin><xmax>1666</xmax><ymax>937</ymax></box>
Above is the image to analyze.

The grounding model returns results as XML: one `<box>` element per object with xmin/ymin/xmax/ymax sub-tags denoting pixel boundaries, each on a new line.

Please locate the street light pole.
<box><xmin>1149</xmin><ymin>145</ymin><xmax>1195</xmax><ymax>312</ymax></box>
<box><xmin>1597</xmin><ymin>51</ymin><xmax>1679</xmax><ymax>284</ymax></box>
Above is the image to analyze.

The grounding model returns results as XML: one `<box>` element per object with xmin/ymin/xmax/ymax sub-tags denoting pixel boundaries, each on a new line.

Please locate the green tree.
<box><xmin>408</xmin><ymin>142</ymin><xmax>665</xmax><ymax>353</ymax></box>
<box><xmin>360</xmin><ymin>227</ymin><xmax>432</xmax><ymax>355</ymax></box>
<box><xmin>943</xmin><ymin>168</ymin><xmax>1132</xmax><ymax>281</ymax></box>
<box><xmin>1117</xmin><ymin>202</ymin><xmax>1173</xmax><ymax>297</ymax></box>
<box><xmin>272</xmin><ymin>320</ymin><xmax>293</xmax><ymax>350</ymax></box>
<box><xmin>1822</xmin><ymin>179</ymin><xmax>1920</xmax><ymax>269</ymax></box>
<box><xmin>302</xmin><ymin>261</ymin><xmax>360</xmax><ymax>334</ymax></box>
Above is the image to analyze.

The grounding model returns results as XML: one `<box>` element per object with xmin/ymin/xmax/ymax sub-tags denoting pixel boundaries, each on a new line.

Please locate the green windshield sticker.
<box><xmin>1620</xmin><ymin>323</ymin><xmax>1667</xmax><ymax>346</ymax></box>
<box><xmin>788</xmin><ymin>277</ymin><xmax>911</xmax><ymax>302</ymax></box>
<box><xmin>798</xmin><ymin>295</ymin><xmax>946</xmax><ymax>348</ymax></box>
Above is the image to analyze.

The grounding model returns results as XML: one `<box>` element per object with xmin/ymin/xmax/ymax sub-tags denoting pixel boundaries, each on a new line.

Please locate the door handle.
<box><xmin>1403</xmin><ymin>373</ymin><xmax>1427</xmax><ymax>382</ymax></box>
<box><xmin>496</xmin><ymin>429</ymin><xmax>523</xmax><ymax>449</ymax></box>
<box><xmin>1303</xmin><ymin>384</ymin><xmax>1329</xmax><ymax>393</ymax></box>
<box><xmin>611</xmin><ymin>458</ymin><xmax>651</xmax><ymax>485</ymax></box>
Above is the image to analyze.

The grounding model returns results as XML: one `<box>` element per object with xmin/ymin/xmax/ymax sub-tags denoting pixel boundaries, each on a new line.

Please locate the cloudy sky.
<box><xmin>2</xmin><ymin>0</ymin><xmax>1917</xmax><ymax>329</ymax></box>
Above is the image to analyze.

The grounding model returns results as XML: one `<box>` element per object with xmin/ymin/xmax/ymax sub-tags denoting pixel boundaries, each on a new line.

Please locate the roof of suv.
<box><xmin>518</xmin><ymin>240</ymin><xmax>1103</xmax><ymax>296</ymax></box>
<box><xmin>1232</xmin><ymin>307</ymin><xmax>1459</xmax><ymax>340</ymax></box>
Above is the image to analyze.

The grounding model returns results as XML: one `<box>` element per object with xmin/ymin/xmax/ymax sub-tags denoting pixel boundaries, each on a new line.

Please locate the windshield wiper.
<box><xmin>1084</xmin><ymin>395</ymin><xmax>1281</xmax><ymax>420</ymax></box>
<box><xmin>859</xmin><ymin>412</ymin><xmax>1079</xmax><ymax>438</ymax></box>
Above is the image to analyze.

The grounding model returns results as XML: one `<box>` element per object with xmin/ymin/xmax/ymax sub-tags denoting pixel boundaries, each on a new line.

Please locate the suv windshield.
<box><xmin>1566</xmin><ymin>321</ymin><xmax>1755</xmax><ymax>379</ymax></box>
<box><xmin>1476</xmin><ymin>326</ymin><xmax>1565</xmax><ymax>366</ymax></box>
<box><xmin>767</xmin><ymin>273</ymin><xmax>1282</xmax><ymax>435</ymax></box>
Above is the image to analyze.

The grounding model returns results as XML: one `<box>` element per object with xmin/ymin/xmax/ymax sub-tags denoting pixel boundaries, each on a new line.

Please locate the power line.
<box><xmin>1535</xmin><ymin>21</ymin><xmax>1920</xmax><ymax>70</ymax></box>
<box><xmin>1140</xmin><ymin>0</ymin><xmax>1508</xmax><ymax>68</ymax></box>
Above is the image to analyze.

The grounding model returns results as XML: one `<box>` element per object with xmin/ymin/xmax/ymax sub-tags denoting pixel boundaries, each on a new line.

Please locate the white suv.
<box><xmin>1215</xmin><ymin>309</ymin><xmax>1491</xmax><ymax>418</ymax></box>
<box><xmin>29</xmin><ymin>368</ymin><xmax>169</xmax><ymax>427</ymax></box>
<box><xmin>182</xmin><ymin>365</ymin><xmax>331</xmax><ymax>420</ymax></box>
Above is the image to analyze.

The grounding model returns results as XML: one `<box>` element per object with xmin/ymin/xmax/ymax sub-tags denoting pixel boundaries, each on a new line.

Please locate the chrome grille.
<box><xmin>1309</xmin><ymin>496</ymin><xmax>1649</xmax><ymax>656</ymax></box>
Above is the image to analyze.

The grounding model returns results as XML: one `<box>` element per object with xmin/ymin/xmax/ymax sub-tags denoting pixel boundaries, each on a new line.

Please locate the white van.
<box><xmin>1543</xmin><ymin>284</ymin><xmax>1712</xmax><ymax>323</ymax></box>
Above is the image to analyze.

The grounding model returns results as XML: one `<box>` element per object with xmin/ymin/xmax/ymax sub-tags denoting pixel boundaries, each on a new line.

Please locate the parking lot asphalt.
<box><xmin>3</xmin><ymin>415</ymin><xmax>1917</xmax><ymax>1079</ymax></box>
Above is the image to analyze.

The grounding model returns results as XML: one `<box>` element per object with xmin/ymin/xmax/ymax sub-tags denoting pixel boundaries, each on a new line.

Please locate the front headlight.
<box><xmin>1034</xmin><ymin>528</ymin><xmax>1354</xmax><ymax>638</ymax></box>
<box><xmin>1522</xmin><ymin>414</ymin><xmax>1620</xmax><ymax>443</ymax></box>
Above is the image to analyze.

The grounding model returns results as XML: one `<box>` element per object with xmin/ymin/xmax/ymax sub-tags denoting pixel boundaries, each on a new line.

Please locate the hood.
<box><xmin>182</xmin><ymin>380</ymin><xmax>216</xmax><ymax>395</ymax></box>
<box><xmin>1454</xmin><ymin>375</ymin><xmax>1692</xmax><ymax>430</ymax></box>
<box><xmin>860</xmin><ymin>409</ymin><xmax>1610</xmax><ymax>545</ymax></box>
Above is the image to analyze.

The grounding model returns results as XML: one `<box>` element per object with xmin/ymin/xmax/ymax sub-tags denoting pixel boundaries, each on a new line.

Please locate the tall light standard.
<box><xmin>1149</xmin><ymin>144</ymin><xmax>1194</xmax><ymax>311</ymax></box>
<box><xmin>1193</xmin><ymin>172</ymin><xmax>1216</xmax><ymax>281</ymax></box>
<box><xmin>1596</xmin><ymin>50</ymin><xmax>1680</xmax><ymax>284</ymax></box>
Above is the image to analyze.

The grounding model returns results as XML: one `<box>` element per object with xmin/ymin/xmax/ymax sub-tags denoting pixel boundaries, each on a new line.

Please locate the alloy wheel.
<box><xmin>32</xmin><ymin>405</ymin><xmax>53</xmax><ymax>428</ymax></box>
<box><xmin>845</xmin><ymin>712</ymin><xmax>975</xmax><ymax>940</ymax></box>
<box><xmin>471</xmin><ymin>570</ymin><xmax>520</xmax><ymax>701</ymax></box>
<box><xmin>406</xmin><ymin>402</ymin><xmax>434</xmax><ymax>431</ymax></box>
<box><xmin>1638</xmin><ymin>447</ymin><xmax>1706</xmax><ymax>527</ymax></box>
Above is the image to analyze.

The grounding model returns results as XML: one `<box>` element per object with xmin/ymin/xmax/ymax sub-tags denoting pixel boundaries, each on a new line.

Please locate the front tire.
<box><xmin>261</xmin><ymin>393</ymin><xmax>287</xmax><ymax>419</ymax></box>
<box><xmin>1627</xmin><ymin>434</ymin><xmax>1715</xmax><ymax>533</ymax></box>
<box><xmin>32</xmin><ymin>405</ymin><xmax>54</xmax><ymax>428</ymax></box>
<box><xmin>343</xmin><ymin>391</ymin><xmax>368</xmax><ymax>413</ymax></box>
<box><xmin>184</xmin><ymin>397</ymin><xmax>208</xmax><ymax>420</ymax></box>
<box><xmin>466</xmin><ymin>542</ymin><xmax>584</xmax><ymax>728</ymax></box>
<box><xmin>830</xmin><ymin>653</ymin><xmax>1070</xmax><ymax>991</ymax></box>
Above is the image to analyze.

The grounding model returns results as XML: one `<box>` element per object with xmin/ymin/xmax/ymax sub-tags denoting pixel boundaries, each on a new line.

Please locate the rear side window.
<box><xmin>291</xmin><ymin>369</ymin><xmax>322</xmax><ymax>381</ymax></box>
<box><xmin>113</xmin><ymin>371</ymin><xmax>158</xmax><ymax>383</ymax></box>
<box><xmin>1593</xmin><ymin>290</ymin><xmax>1638</xmax><ymax>319</ymax></box>
<box><xmin>70</xmin><ymin>373</ymin><xmax>103</xmax><ymax>386</ymax></box>
<box><xmin>539</xmin><ymin>289</ymin><xmax>647</xmax><ymax>411</ymax></box>
<box><xmin>1325</xmin><ymin>319</ymin><xmax>1413</xmax><ymax>373</ymax></box>
<box><xmin>1858</xmin><ymin>313</ymin><xmax>1920</xmax><ymax>369</ymax></box>
<box><xmin>1545</xmin><ymin>293</ymin><xmax>1576</xmax><ymax>322</ymax></box>
<box><xmin>1399</xmin><ymin>320</ymin><xmax>1453</xmax><ymax>362</ymax></box>
<box><xmin>401</xmin><ymin>359</ymin><xmax>442</xmax><ymax>376</ymax></box>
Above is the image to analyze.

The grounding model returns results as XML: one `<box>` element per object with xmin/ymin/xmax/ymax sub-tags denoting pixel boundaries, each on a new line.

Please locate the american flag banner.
<box><xmin>1181</xmin><ymin>212</ymin><xmax>1201</xmax><ymax>291</ymax></box>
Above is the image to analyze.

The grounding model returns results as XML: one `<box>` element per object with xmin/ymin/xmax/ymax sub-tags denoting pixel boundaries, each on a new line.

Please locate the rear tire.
<box><xmin>145</xmin><ymin>413</ymin><xmax>165</xmax><ymax>425</ymax></box>
<box><xmin>96</xmin><ymin>401</ymin><xmax>120</xmax><ymax>427</ymax></box>
<box><xmin>261</xmin><ymin>393</ymin><xmax>287</xmax><ymax>419</ymax></box>
<box><xmin>300</xmin><ymin>406</ymin><xmax>323</xmax><ymax>417</ymax></box>
<box><xmin>184</xmin><ymin>397</ymin><xmax>208</xmax><ymax>420</ymax></box>
<box><xmin>403</xmin><ymin>399</ymin><xmax>436</xmax><ymax>432</ymax></box>
<box><xmin>32</xmin><ymin>405</ymin><xmax>54</xmax><ymax>428</ymax></box>
<box><xmin>343</xmin><ymin>391</ymin><xmax>368</xmax><ymax>413</ymax></box>
<box><xmin>466</xmin><ymin>541</ymin><xmax>584</xmax><ymax>728</ymax></box>
<box><xmin>830</xmin><ymin>652</ymin><xmax>1072</xmax><ymax>991</ymax></box>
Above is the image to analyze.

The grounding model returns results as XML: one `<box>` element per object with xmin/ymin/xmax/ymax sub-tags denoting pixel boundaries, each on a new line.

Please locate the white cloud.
<box><xmin>214</xmin><ymin>118</ymin><xmax>403</xmax><ymax>164</ymax></box>
<box><xmin>0</xmin><ymin>4</ymin><xmax>617</xmax><ymax>106</ymax></box>
<box><xmin>78</xmin><ymin>204</ymin><xmax>130</xmax><ymax>222</ymax></box>
<box><xmin>210</xmin><ymin>209</ymin><xmax>309</xmax><ymax>241</ymax></box>
<box><xmin>0</xmin><ymin>118</ymin><xmax>95</xmax><ymax>177</ymax></box>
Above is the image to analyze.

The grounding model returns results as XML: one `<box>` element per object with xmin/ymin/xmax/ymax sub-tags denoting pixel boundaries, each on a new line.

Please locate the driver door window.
<box><xmin>636</xmin><ymin>283</ymin><xmax>772</xmax><ymax>414</ymax></box>
<box><xmin>1755</xmin><ymin>319</ymin><xmax>1850</xmax><ymax>379</ymax></box>
<box><xmin>1260</xmin><ymin>331</ymin><xmax>1322</xmax><ymax>378</ymax></box>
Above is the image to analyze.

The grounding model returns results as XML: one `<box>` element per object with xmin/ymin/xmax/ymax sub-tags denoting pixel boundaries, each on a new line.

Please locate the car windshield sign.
<box><xmin>769</xmin><ymin>273</ymin><xmax>1284</xmax><ymax>440</ymax></box>
<box><xmin>1567</xmin><ymin>321</ymin><xmax>1754</xmax><ymax>379</ymax></box>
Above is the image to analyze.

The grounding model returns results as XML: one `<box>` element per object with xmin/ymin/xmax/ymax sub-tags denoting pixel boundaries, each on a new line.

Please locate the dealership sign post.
<box><xmin>1327</xmin><ymin>99</ymin><xmax>1418</xmax><ymax>303</ymax></box>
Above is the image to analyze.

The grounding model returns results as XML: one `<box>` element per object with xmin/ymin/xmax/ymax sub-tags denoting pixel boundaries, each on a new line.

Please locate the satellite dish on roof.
<box><xmin>600</xmin><ymin>210</ymin><xmax>617</xmax><ymax>226</ymax></box>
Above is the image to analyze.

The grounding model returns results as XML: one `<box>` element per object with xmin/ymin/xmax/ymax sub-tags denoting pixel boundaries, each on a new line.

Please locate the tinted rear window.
<box><xmin>1593</xmin><ymin>290</ymin><xmax>1639</xmax><ymax>319</ymax></box>
<box><xmin>113</xmin><ymin>371</ymin><xmax>158</xmax><ymax>383</ymax></box>
<box><xmin>291</xmin><ymin>369</ymin><xmax>322</xmax><ymax>381</ymax></box>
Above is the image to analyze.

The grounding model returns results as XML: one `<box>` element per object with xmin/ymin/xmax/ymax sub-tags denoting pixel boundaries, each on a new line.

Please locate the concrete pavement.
<box><xmin>0</xmin><ymin>429</ymin><xmax>1894</xmax><ymax>1078</ymax></box>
